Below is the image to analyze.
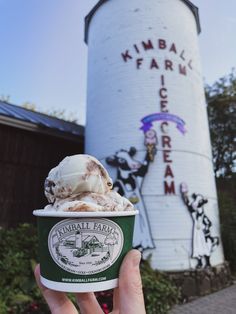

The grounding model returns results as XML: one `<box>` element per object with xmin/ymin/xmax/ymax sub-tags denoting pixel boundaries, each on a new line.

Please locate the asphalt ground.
<box><xmin>170</xmin><ymin>283</ymin><xmax>236</xmax><ymax>314</ymax></box>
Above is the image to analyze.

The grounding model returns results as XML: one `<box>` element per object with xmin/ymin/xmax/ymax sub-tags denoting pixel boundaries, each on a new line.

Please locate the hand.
<box><xmin>34</xmin><ymin>249</ymin><xmax>146</xmax><ymax>314</ymax></box>
<box><xmin>180</xmin><ymin>182</ymin><xmax>188</xmax><ymax>194</ymax></box>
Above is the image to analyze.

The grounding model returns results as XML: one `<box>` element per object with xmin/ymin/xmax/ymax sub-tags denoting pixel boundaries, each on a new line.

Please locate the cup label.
<box><xmin>48</xmin><ymin>218</ymin><xmax>124</xmax><ymax>275</ymax></box>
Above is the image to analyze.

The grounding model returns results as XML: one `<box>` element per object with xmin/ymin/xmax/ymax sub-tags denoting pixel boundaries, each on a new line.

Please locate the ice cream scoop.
<box><xmin>44</xmin><ymin>154</ymin><xmax>133</xmax><ymax>212</ymax></box>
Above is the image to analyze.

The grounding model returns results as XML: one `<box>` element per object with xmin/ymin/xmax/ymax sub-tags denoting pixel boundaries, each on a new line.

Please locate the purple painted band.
<box><xmin>140</xmin><ymin>113</ymin><xmax>187</xmax><ymax>134</ymax></box>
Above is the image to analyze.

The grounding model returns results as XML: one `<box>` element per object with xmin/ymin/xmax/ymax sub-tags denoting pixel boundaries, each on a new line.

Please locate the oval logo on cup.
<box><xmin>48</xmin><ymin>218</ymin><xmax>124</xmax><ymax>275</ymax></box>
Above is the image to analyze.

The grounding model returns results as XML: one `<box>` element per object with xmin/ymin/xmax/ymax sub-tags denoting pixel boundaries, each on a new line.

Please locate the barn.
<box><xmin>0</xmin><ymin>101</ymin><xmax>84</xmax><ymax>226</ymax></box>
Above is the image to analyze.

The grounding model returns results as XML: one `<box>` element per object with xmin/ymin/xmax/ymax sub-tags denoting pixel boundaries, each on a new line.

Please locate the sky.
<box><xmin>0</xmin><ymin>0</ymin><xmax>235</xmax><ymax>125</ymax></box>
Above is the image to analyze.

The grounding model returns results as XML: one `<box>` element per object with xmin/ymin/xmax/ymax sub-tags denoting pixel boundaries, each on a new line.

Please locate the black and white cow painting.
<box><xmin>106</xmin><ymin>130</ymin><xmax>157</xmax><ymax>250</ymax></box>
<box><xmin>180</xmin><ymin>183</ymin><xmax>219</xmax><ymax>268</ymax></box>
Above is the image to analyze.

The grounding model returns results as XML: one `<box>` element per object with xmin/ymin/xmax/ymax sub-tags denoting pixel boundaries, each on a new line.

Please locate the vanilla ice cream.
<box><xmin>44</xmin><ymin>154</ymin><xmax>133</xmax><ymax>212</ymax></box>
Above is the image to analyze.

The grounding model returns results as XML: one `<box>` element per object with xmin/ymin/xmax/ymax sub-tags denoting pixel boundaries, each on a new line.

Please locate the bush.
<box><xmin>0</xmin><ymin>224</ymin><xmax>180</xmax><ymax>314</ymax></box>
<box><xmin>0</xmin><ymin>224</ymin><xmax>49</xmax><ymax>314</ymax></box>
<box><xmin>217</xmin><ymin>177</ymin><xmax>236</xmax><ymax>273</ymax></box>
<box><xmin>141</xmin><ymin>257</ymin><xmax>180</xmax><ymax>314</ymax></box>
<box><xmin>96</xmin><ymin>256</ymin><xmax>180</xmax><ymax>314</ymax></box>
<box><xmin>2</xmin><ymin>191</ymin><xmax>235</xmax><ymax>314</ymax></box>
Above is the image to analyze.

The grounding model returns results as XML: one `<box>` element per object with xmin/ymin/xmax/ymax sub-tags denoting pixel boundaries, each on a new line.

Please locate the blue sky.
<box><xmin>0</xmin><ymin>0</ymin><xmax>235</xmax><ymax>124</ymax></box>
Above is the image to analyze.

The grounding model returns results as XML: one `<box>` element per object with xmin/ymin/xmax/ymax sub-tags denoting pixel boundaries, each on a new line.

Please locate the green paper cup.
<box><xmin>33</xmin><ymin>210</ymin><xmax>138</xmax><ymax>293</ymax></box>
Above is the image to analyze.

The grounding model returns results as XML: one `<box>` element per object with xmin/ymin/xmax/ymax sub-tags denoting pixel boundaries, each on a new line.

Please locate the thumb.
<box><xmin>118</xmin><ymin>250</ymin><xmax>146</xmax><ymax>314</ymax></box>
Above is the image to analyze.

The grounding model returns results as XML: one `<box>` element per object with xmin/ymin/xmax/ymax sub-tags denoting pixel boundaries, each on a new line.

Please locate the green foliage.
<box><xmin>21</xmin><ymin>102</ymin><xmax>37</xmax><ymax>111</ymax></box>
<box><xmin>217</xmin><ymin>177</ymin><xmax>236</xmax><ymax>273</ymax></box>
<box><xmin>0</xmin><ymin>224</ymin><xmax>49</xmax><ymax>314</ymax></box>
<box><xmin>206</xmin><ymin>70</ymin><xmax>236</xmax><ymax>177</ymax></box>
<box><xmin>141</xmin><ymin>256</ymin><xmax>180</xmax><ymax>314</ymax></box>
<box><xmin>0</xmin><ymin>95</ymin><xmax>10</xmax><ymax>103</ymax></box>
<box><xmin>46</xmin><ymin>108</ymin><xmax>78</xmax><ymax>124</ymax></box>
<box><xmin>0</xmin><ymin>224</ymin><xmax>180</xmax><ymax>314</ymax></box>
<box><xmin>22</xmin><ymin>102</ymin><xmax>79</xmax><ymax>124</ymax></box>
<box><xmin>4</xmin><ymin>211</ymin><xmax>236</xmax><ymax>313</ymax></box>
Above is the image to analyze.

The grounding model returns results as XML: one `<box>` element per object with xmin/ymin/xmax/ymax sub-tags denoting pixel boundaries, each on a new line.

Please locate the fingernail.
<box><xmin>132</xmin><ymin>251</ymin><xmax>141</xmax><ymax>267</ymax></box>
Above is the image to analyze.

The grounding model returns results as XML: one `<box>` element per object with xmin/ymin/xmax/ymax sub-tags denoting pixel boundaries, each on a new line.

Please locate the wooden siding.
<box><xmin>0</xmin><ymin>124</ymin><xmax>84</xmax><ymax>226</ymax></box>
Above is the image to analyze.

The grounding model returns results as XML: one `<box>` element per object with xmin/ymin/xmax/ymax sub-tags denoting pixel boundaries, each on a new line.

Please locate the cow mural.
<box><xmin>180</xmin><ymin>183</ymin><xmax>220</xmax><ymax>268</ymax></box>
<box><xmin>106</xmin><ymin>130</ymin><xmax>157</xmax><ymax>250</ymax></box>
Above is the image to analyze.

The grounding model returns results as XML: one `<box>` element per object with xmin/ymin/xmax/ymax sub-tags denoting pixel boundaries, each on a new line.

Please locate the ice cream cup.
<box><xmin>33</xmin><ymin>210</ymin><xmax>138</xmax><ymax>293</ymax></box>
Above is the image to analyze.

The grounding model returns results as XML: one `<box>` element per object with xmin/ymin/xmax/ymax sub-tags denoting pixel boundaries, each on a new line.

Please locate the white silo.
<box><xmin>85</xmin><ymin>0</ymin><xmax>225</xmax><ymax>272</ymax></box>
<box><xmin>75</xmin><ymin>230</ymin><xmax>82</xmax><ymax>248</ymax></box>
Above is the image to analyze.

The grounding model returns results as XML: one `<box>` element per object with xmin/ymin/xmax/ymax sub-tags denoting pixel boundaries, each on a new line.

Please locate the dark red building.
<box><xmin>0</xmin><ymin>101</ymin><xmax>84</xmax><ymax>226</ymax></box>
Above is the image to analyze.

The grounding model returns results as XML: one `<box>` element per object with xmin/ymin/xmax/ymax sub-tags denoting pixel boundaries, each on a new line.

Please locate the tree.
<box><xmin>0</xmin><ymin>95</ymin><xmax>10</xmax><ymax>103</ymax></box>
<box><xmin>206</xmin><ymin>70</ymin><xmax>236</xmax><ymax>178</ymax></box>
<box><xmin>22</xmin><ymin>102</ymin><xmax>37</xmax><ymax>111</ymax></box>
<box><xmin>22</xmin><ymin>102</ymin><xmax>78</xmax><ymax>124</ymax></box>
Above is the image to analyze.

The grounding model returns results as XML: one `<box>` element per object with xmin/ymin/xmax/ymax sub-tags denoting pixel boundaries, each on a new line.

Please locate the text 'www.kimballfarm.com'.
<box><xmin>62</xmin><ymin>277</ymin><xmax>106</xmax><ymax>283</ymax></box>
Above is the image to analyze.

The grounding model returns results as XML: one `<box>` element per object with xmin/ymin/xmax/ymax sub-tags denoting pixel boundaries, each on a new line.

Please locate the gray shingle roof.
<box><xmin>0</xmin><ymin>101</ymin><xmax>84</xmax><ymax>138</ymax></box>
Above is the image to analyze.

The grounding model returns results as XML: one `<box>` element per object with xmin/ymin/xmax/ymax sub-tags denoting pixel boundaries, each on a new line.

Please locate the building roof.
<box><xmin>0</xmin><ymin>101</ymin><xmax>84</xmax><ymax>141</ymax></box>
<box><xmin>84</xmin><ymin>0</ymin><xmax>201</xmax><ymax>44</ymax></box>
<box><xmin>83</xmin><ymin>235</ymin><xmax>100</xmax><ymax>243</ymax></box>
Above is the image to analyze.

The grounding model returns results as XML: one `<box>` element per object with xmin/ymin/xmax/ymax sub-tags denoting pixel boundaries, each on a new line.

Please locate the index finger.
<box><xmin>75</xmin><ymin>292</ymin><xmax>104</xmax><ymax>314</ymax></box>
<box><xmin>34</xmin><ymin>264</ymin><xmax>78</xmax><ymax>314</ymax></box>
